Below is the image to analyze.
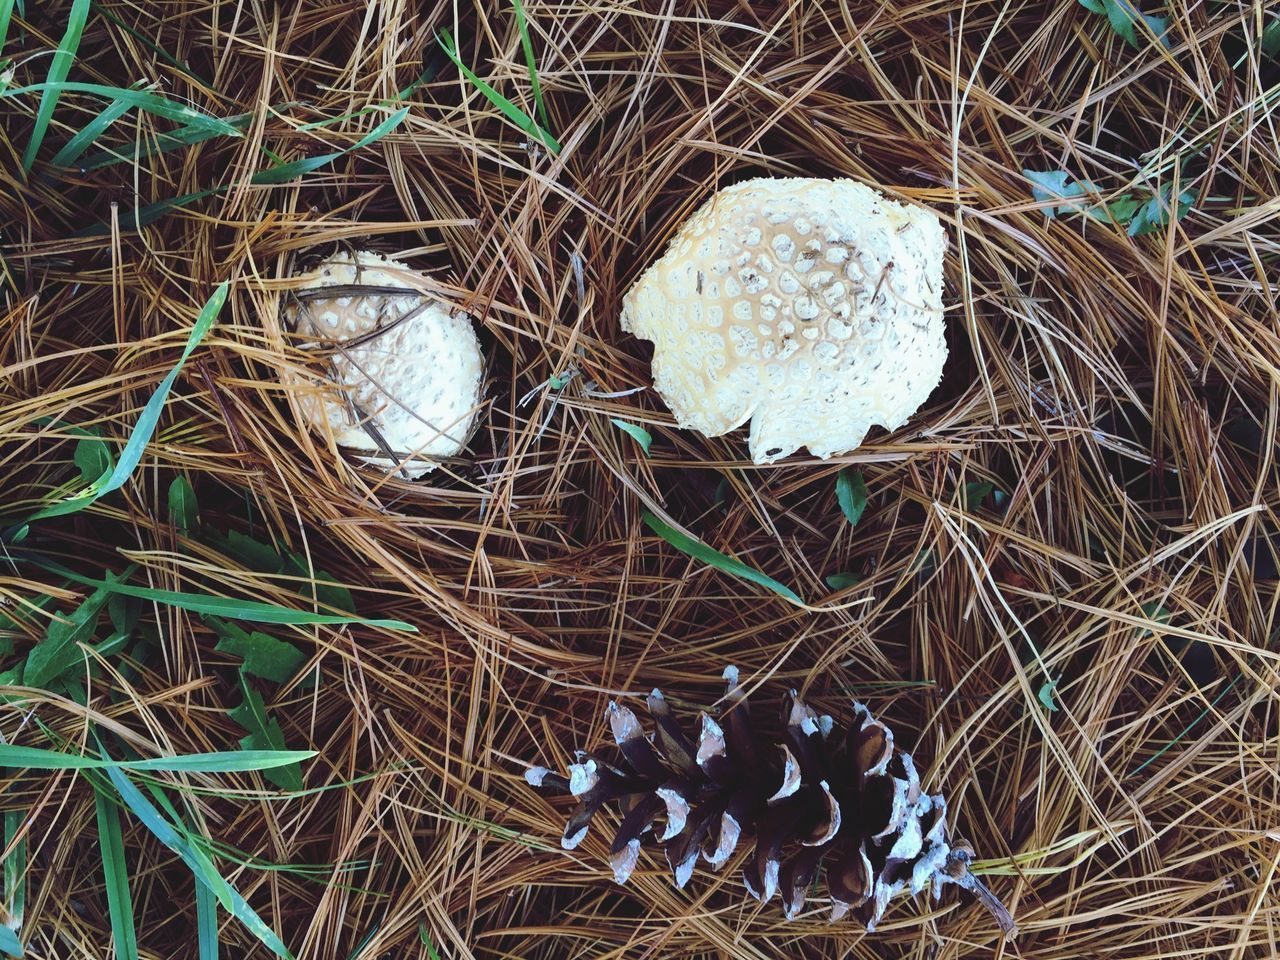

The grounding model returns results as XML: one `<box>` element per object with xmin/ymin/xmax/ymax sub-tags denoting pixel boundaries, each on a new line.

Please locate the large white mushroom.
<box><xmin>621</xmin><ymin>177</ymin><xmax>948</xmax><ymax>463</ymax></box>
<box><xmin>283</xmin><ymin>250</ymin><xmax>484</xmax><ymax>478</ymax></box>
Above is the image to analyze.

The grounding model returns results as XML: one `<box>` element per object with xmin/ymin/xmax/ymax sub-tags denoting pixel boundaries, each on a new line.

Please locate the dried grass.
<box><xmin>2</xmin><ymin>0</ymin><xmax>1280</xmax><ymax>957</ymax></box>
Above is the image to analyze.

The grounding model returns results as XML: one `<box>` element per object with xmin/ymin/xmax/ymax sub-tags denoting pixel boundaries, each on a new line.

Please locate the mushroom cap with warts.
<box><xmin>621</xmin><ymin>177</ymin><xmax>948</xmax><ymax>464</ymax></box>
<box><xmin>282</xmin><ymin>250</ymin><xmax>484</xmax><ymax>478</ymax></box>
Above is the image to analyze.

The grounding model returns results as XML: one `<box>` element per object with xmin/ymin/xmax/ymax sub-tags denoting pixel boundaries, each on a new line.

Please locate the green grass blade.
<box><xmin>437</xmin><ymin>30</ymin><xmax>560</xmax><ymax>154</ymax></box>
<box><xmin>250</xmin><ymin>107</ymin><xmax>407</xmax><ymax>185</ymax></box>
<box><xmin>5</xmin><ymin>82</ymin><xmax>241</xmax><ymax>136</ymax></box>
<box><xmin>33</xmin><ymin>560</ymin><xmax>416</xmax><ymax>630</ymax></box>
<box><xmin>641</xmin><ymin>511</ymin><xmax>802</xmax><ymax>604</ymax></box>
<box><xmin>196</xmin><ymin>878</ymin><xmax>218</xmax><ymax>960</ymax></box>
<box><xmin>48</xmin><ymin>91</ymin><xmax>136</xmax><ymax>168</ymax></box>
<box><xmin>0</xmin><ymin>925</ymin><xmax>21</xmax><ymax>957</ymax></box>
<box><xmin>0</xmin><ymin>0</ymin><xmax>15</xmax><ymax>53</ymax></box>
<box><xmin>0</xmin><ymin>743</ymin><xmax>316</xmax><ymax>772</ymax></box>
<box><xmin>3</xmin><ymin>810</ymin><xmax>24</xmax><ymax>929</ymax></box>
<box><xmin>88</xmin><ymin>1</ymin><xmax>206</xmax><ymax>85</ymax></box>
<box><xmin>92</xmin><ymin>786</ymin><xmax>139</xmax><ymax>959</ymax></box>
<box><xmin>510</xmin><ymin>0</ymin><xmax>550</xmax><ymax>131</ymax></box>
<box><xmin>24</xmin><ymin>281</ymin><xmax>225</xmax><ymax>522</ymax></box>
<box><xmin>20</xmin><ymin>0</ymin><xmax>91</xmax><ymax>172</ymax></box>
<box><xmin>79</xmin><ymin>116</ymin><xmax>251</xmax><ymax>172</ymax></box>
<box><xmin>103</xmin><ymin>764</ymin><xmax>294</xmax><ymax>959</ymax></box>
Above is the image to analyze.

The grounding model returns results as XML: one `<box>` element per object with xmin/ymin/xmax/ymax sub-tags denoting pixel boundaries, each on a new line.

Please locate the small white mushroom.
<box><xmin>282</xmin><ymin>250</ymin><xmax>483</xmax><ymax>477</ymax></box>
<box><xmin>620</xmin><ymin>177</ymin><xmax>948</xmax><ymax>464</ymax></box>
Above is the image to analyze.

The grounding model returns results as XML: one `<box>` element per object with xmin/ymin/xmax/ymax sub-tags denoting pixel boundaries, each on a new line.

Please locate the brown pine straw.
<box><xmin>2</xmin><ymin>0</ymin><xmax>1280</xmax><ymax>957</ymax></box>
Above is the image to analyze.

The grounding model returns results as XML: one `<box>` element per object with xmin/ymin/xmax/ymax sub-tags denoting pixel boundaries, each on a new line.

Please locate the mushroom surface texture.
<box><xmin>621</xmin><ymin>177</ymin><xmax>948</xmax><ymax>464</ymax></box>
<box><xmin>283</xmin><ymin>250</ymin><xmax>483</xmax><ymax>478</ymax></box>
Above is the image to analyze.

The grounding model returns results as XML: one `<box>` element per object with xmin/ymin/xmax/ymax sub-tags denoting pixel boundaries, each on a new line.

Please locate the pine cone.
<box><xmin>526</xmin><ymin>667</ymin><xmax>1016</xmax><ymax>939</ymax></box>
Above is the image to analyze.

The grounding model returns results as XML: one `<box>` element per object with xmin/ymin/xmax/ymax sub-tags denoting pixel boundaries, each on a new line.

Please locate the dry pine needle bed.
<box><xmin>1</xmin><ymin>1</ymin><xmax>1279</xmax><ymax>958</ymax></box>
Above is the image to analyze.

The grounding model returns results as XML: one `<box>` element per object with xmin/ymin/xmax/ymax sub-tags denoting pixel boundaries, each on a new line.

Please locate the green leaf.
<box><xmin>0</xmin><ymin>925</ymin><xmax>20</xmax><ymax>958</ymax></box>
<box><xmin>835</xmin><ymin>468</ymin><xmax>867</xmax><ymax>527</ymax></box>
<box><xmin>31</xmin><ymin>561</ymin><xmax>416</xmax><ymax>630</ymax></box>
<box><xmin>1263</xmin><ymin>18</ymin><xmax>1280</xmax><ymax>57</ymax></box>
<box><xmin>437</xmin><ymin>29</ymin><xmax>560</xmax><ymax>154</ymax></box>
<box><xmin>0</xmin><ymin>743</ymin><xmax>314</xmax><ymax>772</ymax></box>
<box><xmin>3</xmin><ymin>809</ymin><xmax>25</xmax><ymax>934</ymax></box>
<box><xmin>19</xmin><ymin>0</ymin><xmax>90</xmax><ymax>172</ymax></box>
<box><xmin>610</xmin><ymin>419</ymin><xmax>652</xmax><ymax>455</ymax></box>
<box><xmin>93</xmin><ymin>786</ymin><xmax>139</xmax><ymax>959</ymax></box>
<box><xmin>1137</xmin><ymin>601</ymin><xmax>1172</xmax><ymax>638</ymax></box>
<box><xmin>0</xmin><ymin>0</ymin><xmax>15</xmax><ymax>53</ymax></box>
<box><xmin>107</xmin><ymin>594</ymin><xmax>141</xmax><ymax>637</ymax></box>
<box><xmin>824</xmin><ymin>572</ymin><xmax>862</xmax><ymax>590</ymax></box>
<box><xmin>26</xmin><ymin>282</ymin><xmax>228</xmax><ymax>524</ymax></box>
<box><xmin>48</xmin><ymin>89</ymin><xmax>138</xmax><ymax>168</ymax></box>
<box><xmin>1037</xmin><ymin>679</ymin><xmax>1060</xmax><ymax>712</ymax></box>
<box><xmin>1128</xmin><ymin>185</ymin><xmax>1196</xmax><ymax>236</ymax></box>
<box><xmin>229</xmin><ymin>677</ymin><xmax>302</xmax><ymax>791</ymax></box>
<box><xmin>510</xmin><ymin>0</ymin><xmax>551</xmax><ymax>132</ymax></box>
<box><xmin>1078</xmin><ymin>0</ymin><xmax>1170</xmax><ymax>49</ymax></box>
<box><xmin>206</xmin><ymin>617</ymin><xmax>305</xmax><ymax>684</ymax></box>
<box><xmin>167</xmin><ymin>475</ymin><xmax>198</xmax><ymax>533</ymax></box>
<box><xmin>641</xmin><ymin>511</ymin><xmax>802</xmax><ymax>605</ymax></box>
<box><xmin>1024</xmin><ymin>169</ymin><xmax>1095</xmax><ymax>218</ymax></box>
<box><xmin>24</xmin><ymin>569</ymin><xmax>130</xmax><ymax>689</ymax></box>
<box><xmin>279</xmin><ymin>553</ymin><xmax>355</xmax><ymax>614</ymax></box>
<box><xmin>196</xmin><ymin>878</ymin><xmax>218</xmax><ymax>960</ymax></box>
<box><xmin>249</xmin><ymin>107</ymin><xmax>408</xmax><ymax>185</ymax></box>
<box><xmin>102</xmin><ymin>762</ymin><xmax>294</xmax><ymax>958</ymax></box>
<box><xmin>5</xmin><ymin>82</ymin><xmax>241</xmax><ymax>138</ymax></box>
<box><xmin>222</xmin><ymin>530</ymin><xmax>287</xmax><ymax>573</ymax></box>
<box><xmin>963</xmin><ymin>481</ymin><xmax>995</xmax><ymax>510</ymax></box>
<box><xmin>1077</xmin><ymin>0</ymin><xmax>1105</xmax><ymax>11</ymax></box>
<box><xmin>73</xmin><ymin>434</ymin><xmax>113</xmax><ymax>485</ymax></box>
<box><xmin>418</xmin><ymin>923</ymin><xmax>442</xmax><ymax>960</ymax></box>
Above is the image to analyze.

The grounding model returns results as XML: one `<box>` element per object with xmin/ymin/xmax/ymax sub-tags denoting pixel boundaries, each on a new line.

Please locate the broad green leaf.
<box><xmin>73</xmin><ymin>434</ymin><xmax>113</xmax><ymax>485</ymax></box>
<box><xmin>26</xmin><ymin>282</ymin><xmax>227</xmax><ymax>524</ymax></box>
<box><xmin>1024</xmin><ymin>169</ymin><xmax>1095</xmax><ymax>218</ymax></box>
<box><xmin>168</xmin><ymin>475</ymin><xmax>198</xmax><ymax>533</ymax></box>
<box><xmin>0</xmin><ymin>925</ymin><xmax>20</xmax><ymax>957</ymax></box>
<box><xmin>223</xmin><ymin>530</ymin><xmax>287</xmax><ymax>573</ymax></box>
<box><xmin>107</xmin><ymin>594</ymin><xmax>141</xmax><ymax>637</ymax></box>
<box><xmin>437</xmin><ymin>29</ymin><xmax>560</xmax><ymax>154</ymax></box>
<box><xmin>1128</xmin><ymin>185</ymin><xmax>1196</xmax><ymax>236</ymax></box>
<box><xmin>229</xmin><ymin>677</ymin><xmax>302</xmax><ymax>791</ymax></box>
<box><xmin>824</xmin><ymin>572</ymin><xmax>861</xmax><ymax>590</ymax></box>
<box><xmin>963</xmin><ymin>481</ymin><xmax>995</xmax><ymax>510</ymax></box>
<box><xmin>24</xmin><ymin>568</ymin><xmax>131</xmax><ymax>689</ymax></box>
<box><xmin>280</xmin><ymin>553</ymin><xmax>355</xmax><ymax>614</ymax></box>
<box><xmin>33</xmin><ymin>561</ymin><xmax>415</xmax><ymax>630</ymax></box>
<box><xmin>1264</xmin><ymin>19</ymin><xmax>1280</xmax><ymax>57</ymax></box>
<box><xmin>206</xmin><ymin>617</ymin><xmax>305</xmax><ymax>684</ymax></box>
<box><xmin>1137</xmin><ymin>601</ymin><xmax>1171</xmax><ymax>638</ymax></box>
<box><xmin>1037</xmin><ymin>679</ymin><xmax>1059</xmax><ymax>712</ymax></box>
<box><xmin>835</xmin><ymin>468</ymin><xmax>867</xmax><ymax>527</ymax></box>
<box><xmin>610</xmin><ymin>419</ymin><xmax>652</xmax><ymax>455</ymax></box>
<box><xmin>641</xmin><ymin>511</ymin><xmax>802</xmax><ymax>604</ymax></box>
<box><xmin>93</xmin><ymin>786</ymin><xmax>139</xmax><ymax>959</ymax></box>
<box><xmin>0</xmin><ymin>743</ymin><xmax>314</xmax><ymax>772</ymax></box>
<box><xmin>19</xmin><ymin>0</ymin><xmax>90</xmax><ymax>172</ymax></box>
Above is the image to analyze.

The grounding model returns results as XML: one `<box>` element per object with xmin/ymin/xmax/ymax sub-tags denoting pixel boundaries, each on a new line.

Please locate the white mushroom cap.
<box><xmin>620</xmin><ymin>177</ymin><xmax>948</xmax><ymax>464</ymax></box>
<box><xmin>283</xmin><ymin>250</ymin><xmax>484</xmax><ymax>478</ymax></box>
